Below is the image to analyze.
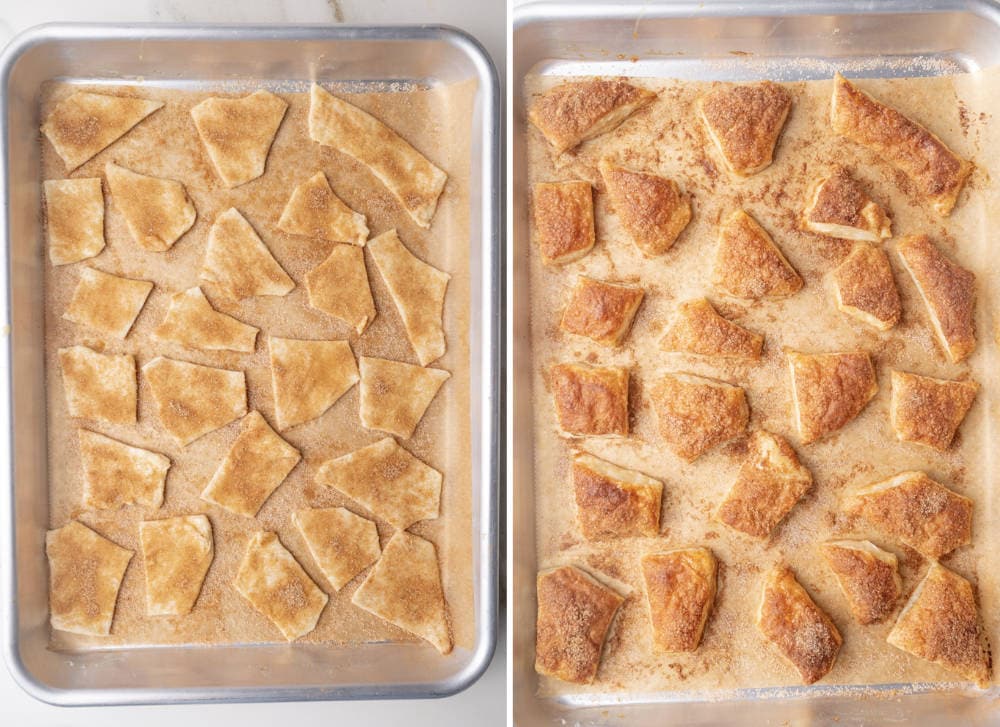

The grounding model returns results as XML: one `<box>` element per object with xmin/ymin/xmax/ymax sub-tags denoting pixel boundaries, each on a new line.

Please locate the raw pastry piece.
<box><xmin>46</xmin><ymin>520</ymin><xmax>132</xmax><ymax>636</ymax></box>
<box><xmin>534</xmin><ymin>565</ymin><xmax>623</xmax><ymax>684</ymax></box>
<box><xmin>277</xmin><ymin>171</ymin><xmax>368</xmax><ymax>246</ymax></box>
<box><xmin>698</xmin><ymin>81</ymin><xmax>792</xmax><ymax>177</ymax></box>
<box><xmin>190</xmin><ymin>90</ymin><xmax>288</xmax><ymax>188</ymax></box>
<box><xmin>660</xmin><ymin>297</ymin><xmax>763</xmax><ymax>360</ymax></box>
<box><xmin>234</xmin><ymin>531</ymin><xmax>328</xmax><ymax>641</ymax></box>
<box><xmin>847</xmin><ymin>471</ymin><xmax>972</xmax><ymax>560</ymax></box>
<box><xmin>200</xmin><ymin>411</ymin><xmax>301</xmax><ymax>518</ymax></box>
<box><xmin>201</xmin><ymin>208</ymin><xmax>294</xmax><ymax>299</ymax></box>
<box><xmin>63</xmin><ymin>267</ymin><xmax>153</xmax><ymax>339</ymax></box>
<box><xmin>143</xmin><ymin>356</ymin><xmax>246</xmax><ymax>446</ymax></box>
<box><xmin>368</xmin><ymin>229</ymin><xmax>450</xmax><ymax>366</ymax></box>
<box><xmin>105</xmin><ymin>162</ymin><xmax>196</xmax><ymax>252</ymax></box>
<box><xmin>304</xmin><ymin>243</ymin><xmax>376</xmax><ymax>334</ymax></box>
<box><xmin>293</xmin><ymin>507</ymin><xmax>381</xmax><ymax>591</ymax></box>
<box><xmin>139</xmin><ymin>515</ymin><xmax>213</xmax><ymax>616</ymax></box>
<box><xmin>41</xmin><ymin>91</ymin><xmax>162</xmax><ymax>171</ymax></box>
<box><xmin>550</xmin><ymin>362</ymin><xmax>629</xmax><ymax>438</ymax></box>
<box><xmin>787</xmin><ymin>350</ymin><xmax>877</xmax><ymax>444</ymax></box>
<box><xmin>897</xmin><ymin>234</ymin><xmax>976</xmax><ymax>363</ymax></box>
<box><xmin>268</xmin><ymin>336</ymin><xmax>359</xmax><ymax>430</ymax></box>
<box><xmin>887</xmin><ymin>562</ymin><xmax>991</xmax><ymax>687</ymax></box>
<box><xmin>560</xmin><ymin>276</ymin><xmax>644</xmax><ymax>347</ymax></box>
<box><xmin>316</xmin><ymin>437</ymin><xmax>441</xmax><ymax>530</ymax></box>
<box><xmin>572</xmin><ymin>451</ymin><xmax>663</xmax><ymax>539</ymax></box>
<box><xmin>78</xmin><ymin>429</ymin><xmax>170</xmax><ymax>511</ymax></box>
<box><xmin>58</xmin><ymin>345</ymin><xmax>136</xmax><ymax>425</ymax></box>
<box><xmin>153</xmin><ymin>286</ymin><xmax>258</xmax><ymax>353</ymax></box>
<box><xmin>528</xmin><ymin>79</ymin><xmax>656</xmax><ymax>155</ymax></box>
<box><xmin>309</xmin><ymin>84</ymin><xmax>447</xmax><ymax>229</ymax></box>
<box><xmin>44</xmin><ymin>178</ymin><xmax>105</xmax><ymax>265</ymax></box>
<box><xmin>830</xmin><ymin>243</ymin><xmax>901</xmax><ymax>331</ymax></box>
<box><xmin>650</xmin><ymin>373</ymin><xmax>748</xmax><ymax>461</ymax></box>
<box><xmin>821</xmin><ymin>540</ymin><xmax>901</xmax><ymax>625</ymax></box>
<box><xmin>715</xmin><ymin>430</ymin><xmax>812</xmax><ymax>539</ymax></box>
<box><xmin>831</xmin><ymin>74</ymin><xmax>973</xmax><ymax>216</ymax></box>
<box><xmin>641</xmin><ymin>548</ymin><xmax>717</xmax><ymax>652</ymax></box>
<box><xmin>802</xmin><ymin>168</ymin><xmax>892</xmax><ymax>242</ymax></box>
<box><xmin>890</xmin><ymin>370</ymin><xmax>978</xmax><ymax>452</ymax></box>
<box><xmin>712</xmin><ymin>209</ymin><xmax>802</xmax><ymax>299</ymax></box>
<box><xmin>358</xmin><ymin>357</ymin><xmax>450</xmax><ymax>439</ymax></box>
<box><xmin>599</xmin><ymin>160</ymin><xmax>691</xmax><ymax>256</ymax></box>
<box><xmin>532</xmin><ymin>181</ymin><xmax>595</xmax><ymax>265</ymax></box>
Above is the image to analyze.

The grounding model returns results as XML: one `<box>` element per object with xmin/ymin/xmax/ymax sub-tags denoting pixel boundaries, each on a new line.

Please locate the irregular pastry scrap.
<box><xmin>599</xmin><ymin>160</ymin><xmax>691</xmax><ymax>256</ymax></box>
<box><xmin>358</xmin><ymin>357</ymin><xmax>450</xmax><ymax>439</ymax></box>
<box><xmin>139</xmin><ymin>514</ymin><xmax>213</xmax><ymax>616</ymax></box>
<box><xmin>897</xmin><ymin>234</ymin><xmax>976</xmax><ymax>363</ymax></box>
<box><xmin>715</xmin><ymin>430</ymin><xmax>812</xmax><ymax>539</ymax></box>
<box><xmin>234</xmin><ymin>531</ymin><xmax>328</xmax><ymax>641</ymax></box>
<box><xmin>532</xmin><ymin>181</ymin><xmax>595</xmax><ymax>265</ymax></box>
<box><xmin>821</xmin><ymin>540</ymin><xmax>901</xmax><ymax>625</ymax></box>
<box><xmin>190</xmin><ymin>90</ymin><xmax>288</xmax><ymax>188</ymax></box>
<box><xmin>787</xmin><ymin>350</ymin><xmax>877</xmax><ymax>444</ymax></box>
<box><xmin>293</xmin><ymin>507</ymin><xmax>380</xmax><ymax>591</ymax></box>
<box><xmin>651</xmin><ymin>373</ymin><xmax>748</xmax><ymax>461</ymax></box>
<box><xmin>757</xmin><ymin>566</ymin><xmax>842</xmax><ymax>685</ymax></box>
<box><xmin>831</xmin><ymin>74</ymin><xmax>973</xmax><ymax>216</ymax></box>
<box><xmin>268</xmin><ymin>336</ymin><xmax>359</xmax><ymax>430</ymax></box>
<box><xmin>698</xmin><ymin>81</ymin><xmax>793</xmax><ymax>177</ymax></box>
<box><xmin>712</xmin><ymin>209</ymin><xmax>803</xmax><ymax>299</ymax></box>
<box><xmin>641</xmin><ymin>548</ymin><xmax>717</xmax><ymax>652</ymax></box>
<box><xmin>41</xmin><ymin>91</ymin><xmax>163</xmax><ymax>171</ymax></box>
<box><xmin>316</xmin><ymin>437</ymin><xmax>441</xmax><ymax>530</ymax></box>
<box><xmin>572</xmin><ymin>451</ymin><xmax>663</xmax><ymax>539</ymax></box>
<box><xmin>62</xmin><ymin>267</ymin><xmax>153</xmax><ymax>339</ymax></box>
<box><xmin>200</xmin><ymin>411</ymin><xmax>301</xmax><ymax>518</ymax></box>
<box><xmin>560</xmin><ymin>276</ymin><xmax>644</xmax><ymax>347</ymax></box>
<box><xmin>201</xmin><ymin>208</ymin><xmax>294</xmax><ymax>299</ymax></box>
<box><xmin>309</xmin><ymin>84</ymin><xmax>447</xmax><ymax>229</ymax></box>
<box><xmin>44</xmin><ymin>178</ymin><xmax>105</xmax><ymax>265</ymax></box>
<box><xmin>277</xmin><ymin>171</ymin><xmax>368</xmax><ymax>246</ymax></box>
<box><xmin>660</xmin><ymin>297</ymin><xmax>763</xmax><ymax>360</ymax></box>
<box><xmin>802</xmin><ymin>168</ymin><xmax>892</xmax><ymax>242</ymax></box>
<box><xmin>153</xmin><ymin>286</ymin><xmax>259</xmax><ymax>353</ymax></box>
<box><xmin>368</xmin><ymin>229</ymin><xmax>451</xmax><ymax>366</ymax></box>
<box><xmin>831</xmin><ymin>243</ymin><xmax>901</xmax><ymax>331</ymax></box>
<box><xmin>46</xmin><ymin>520</ymin><xmax>132</xmax><ymax>636</ymax></box>
<box><xmin>78</xmin><ymin>429</ymin><xmax>170</xmax><ymax>511</ymax></box>
<box><xmin>59</xmin><ymin>345</ymin><xmax>136</xmax><ymax>425</ymax></box>
<box><xmin>304</xmin><ymin>243</ymin><xmax>377</xmax><ymax>335</ymax></box>
<box><xmin>890</xmin><ymin>370</ymin><xmax>978</xmax><ymax>452</ymax></box>
<box><xmin>550</xmin><ymin>362</ymin><xmax>629</xmax><ymax>438</ymax></box>
<box><xmin>847</xmin><ymin>471</ymin><xmax>972</xmax><ymax>560</ymax></box>
<box><xmin>105</xmin><ymin>162</ymin><xmax>196</xmax><ymax>252</ymax></box>
<box><xmin>534</xmin><ymin>565</ymin><xmax>623</xmax><ymax>684</ymax></box>
<box><xmin>143</xmin><ymin>356</ymin><xmax>246</xmax><ymax>446</ymax></box>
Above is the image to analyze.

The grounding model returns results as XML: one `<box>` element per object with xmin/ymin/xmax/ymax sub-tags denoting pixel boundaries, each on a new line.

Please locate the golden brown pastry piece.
<box><xmin>201</xmin><ymin>208</ymin><xmax>294</xmax><ymax>299</ymax></box>
<box><xmin>535</xmin><ymin>565</ymin><xmax>624</xmax><ymax>684</ymax></box>
<box><xmin>304</xmin><ymin>243</ymin><xmax>377</xmax><ymax>335</ymax></box>
<box><xmin>153</xmin><ymin>286</ymin><xmax>259</xmax><ymax>353</ymax></box>
<box><xmin>821</xmin><ymin>540</ymin><xmax>901</xmax><ymax>625</ymax></box>
<box><xmin>139</xmin><ymin>514</ymin><xmax>213</xmax><ymax>616</ymax></box>
<box><xmin>641</xmin><ymin>548</ymin><xmax>717</xmax><ymax>652</ymax></box>
<box><xmin>599</xmin><ymin>160</ymin><xmax>691</xmax><ymax>256</ymax></box>
<box><xmin>787</xmin><ymin>350</ymin><xmax>877</xmax><ymax>444</ymax></box>
<box><xmin>712</xmin><ymin>210</ymin><xmax>802</xmax><ymax>300</ymax></box>
<box><xmin>532</xmin><ymin>181</ymin><xmax>595</xmax><ymax>266</ymax></box>
<box><xmin>698</xmin><ymin>81</ymin><xmax>792</xmax><ymax>177</ymax></box>
<box><xmin>560</xmin><ymin>276</ymin><xmax>644</xmax><ymax>347</ymax></box>
<box><xmin>59</xmin><ymin>345</ymin><xmax>136</xmax><ymax>425</ymax></box>
<box><xmin>830</xmin><ymin>243</ymin><xmax>901</xmax><ymax>331</ymax></box>
<box><xmin>830</xmin><ymin>74</ymin><xmax>973</xmax><ymax>217</ymax></box>
<box><xmin>802</xmin><ymin>168</ymin><xmax>892</xmax><ymax>242</ymax></box>
<box><xmin>277</xmin><ymin>171</ymin><xmax>368</xmax><ymax>246</ymax></box>
<box><xmin>105</xmin><ymin>162</ymin><xmax>196</xmax><ymax>252</ymax></box>
<box><xmin>549</xmin><ymin>362</ymin><xmax>629</xmax><ymax>438</ymax></box>
<box><xmin>660</xmin><ymin>297</ymin><xmax>763</xmax><ymax>360</ymax></box>
<box><xmin>650</xmin><ymin>373</ymin><xmax>748</xmax><ymax>461</ymax></box>
<box><xmin>293</xmin><ymin>507</ymin><xmax>380</xmax><ymax>591</ymax></box>
<box><xmin>44</xmin><ymin>178</ymin><xmax>105</xmax><ymax>265</ymax></box>
<box><xmin>78</xmin><ymin>429</ymin><xmax>170</xmax><ymax>511</ymax></box>
<box><xmin>268</xmin><ymin>336</ymin><xmax>359</xmax><ymax>430</ymax></box>
<box><xmin>358</xmin><ymin>356</ymin><xmax>450</xmax><ymax>439</ymax></box>
<box><xmin>63</xmin><ymin>267</ymin><xmax>153</xmax><ymax>339</ymax></box>
<box><xmin>890</xmin><ymin>370</ymin><xmax>978</xmax><ymax>451</ymax></box>
<box><xmin>572</xmin><ymin>451</ymin><xmax>663</xmax><ymax>540</ymax></box>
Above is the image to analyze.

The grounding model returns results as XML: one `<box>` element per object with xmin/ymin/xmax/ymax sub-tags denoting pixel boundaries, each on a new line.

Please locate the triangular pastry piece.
<box><xmin>821</xmin><ymin>540</ymin><xmax>901</xmax><ymax>625</ymax></box>
<box><xmin>802</xmin><ymin>168</ymin><xmax>892</xmax><ymax>241</ymax></box>
<box><xmin>641</xmin><ymin>548</ymin><xmax>717</xmax><ymax>652</ymax></box>
<box><xmin>787</xmin><ymin>350</ymin><xmax>877</xmax><ymax>444</ymax></box>
<box><xmin>532</xmin><ymin>181</ymin><xmax>595</xmax><ymax>266</ymax></box>
<box><xmin>304</xmin><ymin>243</ymin><xmax>376</xmax><ymax>334</ymax></box>
<box><xmin>293</xmin><ymin>507</ymin><xmax>380</xmax><ymax>591</ymax></box>
<box><xmin>831</xmin><ymin>243</ymin><xmax>901</xmax><ymax>331</ymax></box>
<box><xmin>63</xmin><ymin>267</ymin><xmax>152</xmax><ymax>339</ymax></box>
<box><xmin>105</xmin><ymin>162</ymin><xmax>196</xmax><ymax>252</ymax></box>
<box><xmin>550</xmin><ymin>363</ymin><xmax>629</xmax><ymax>438</ymax></box>
<box><xmin>572</xmin><ymin>451</ymin><xmax>662</xmax><ymax>539</ymax></box>
<box><xmin>277</xmin><ymin>171</ymin><xmax>368</xmax><ymax>246</ymax></box>
<box><xmin>698</xmin><ymin>81</ymin><xmax>792</xmax><ymax>177</ymax></box>
<box><xmin>78</xmin><ymin>429</ymin><xmax>170</xmax><ymax>511</ymax></box>
<box><xmin>153</xmin><ymin>286</ymin><xmax>258</xmax><ymax>353</ymax></box>
<box><xmin>59</xmin><ymin>345</ymin><xmax>136</xmax><ymax>425</ymax></box>
<box><xmin>268</xmin><ymin>336</ymin><xmax>359</xmax><ymax>430</ymax></box>
<box><xmin>712</xmin><ymin>210</ymin><xmax>802</xmax><ymax>299</ymax></box>
<box><xmin>660</xmin><ymin>297</ymin><xmax>762</xmax><ymax>360</ymax></box>
<box><xmin>358</xmin><ymin>357</ymin><xmax>450</xmax><ymax>439</ymax></box>
<box><xmin>599</xmin><ymin>161</ymin><xmax>691</xmax><ymax>256</ymax></box>
<box><xmin>201</xmin><ymin>208</ymin><xmax>294</xmax><ymax>299</ymax></box>
<box><xmin>139</xmin><ymin>515</ymin><xmax>213</xmax><ymax>616</ymax></box>
<box><xmin>890</xmin><ymin>370</ymin><xmax>977</xmax><ymax>451</ymax></box>
<box><xmin>560</xmin><ymin>276</ymin><xmax>644</xmax><ymax>347</ymax></box>
<box><xmin>651</xmin><ymin>373</ymin><xmax>748</xmax><ymax>461</ymax></box>
<box><xmin>44</xmin><ymin>178</ymin><xmax>105</xmax><ymax>265</ymax></box>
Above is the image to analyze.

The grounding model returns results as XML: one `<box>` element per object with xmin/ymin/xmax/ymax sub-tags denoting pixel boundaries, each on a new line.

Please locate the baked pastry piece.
<box><xmin>304</xmin><ymin>243</ymin><xmax>377</xmax><ymax>335</ymax></box>
<box><xmin>63</xmin><ymin>267</ymin><xmax>153</xmax><ymax>339</ymax></box>
<box><xmin>890</xmin><ymin>370</ymin><xmax>978</xmax><ymax>451</ymax></box>
<box><xmin>153</xmin><ymin>286</ymin><xmax>259</xmax><ymax>353</ymax></box>
<box><xmin>831</xmin><ymin>74</ymin><xmax>973</xmax><ymax>217</ymax></box>
<box><xmin>550</xmin><ymin>363</ymin><xmax>629</xmax><ymax>438</ymax></box>
<box><xmin>821</xmin><ymin>540</ymin><xmax>901</xmax><ymax>625</ymax></box>
<box><xmin>887</xmin><ymin>562</ymin><xmax>991</xmax><ymax>687</ymax></box>
<box><xmin>698</xmin><ymin>81</ymin><xmax>792</xmax><ymax>177</ymax></box>
<box><xmin>535</xmin><ymin>565</ymin><xmax>623</xmax><ymax>684</ymax></box>
<box><xmin>268</xmin><ymin>336</ymin><xmax>359</xmax><ymax>430</ymax></box>
<box><xmin>560</xmin><ymin>276</ymin><xmax>644</xmax><ymax>347</ymax></box>
<box><xmin>309</xmin><ymin>84</ymin><xmax>447</xmax><ymax>229</ymax></box>
<box><xmin>41</xmin><ymin>91</ymin><xmax>162</xmax><ymax>171</ymax></box>
<box><xmin>712</xmin><ymin>209</ymin><xmax>802</xmax><ymax>299</ymax></box>
<box><xmin>830</xmin><ymin>243</ymin><xmax>901</xmax><ymax>331</ymax></box>
<box><xmin>786</xmin><ymin>350</ymin><xmax>877</xmax><ymax>444</ymax></box>
<box><xmin>190</xmin><ymin>90</ymin><xmax>288</xmax><ymax>188</ymax></box>
<box><xmin>660</xmin><ymin>297</ymin><xmax>763</xmax><ymax>360</ymax></box>
<box><xmin>532</xmin><ymin>181</ymin><xmax>595</xmax><ymax>265</ymax></box>
<box><xmin>201</xmin><ymin>208</ymin><xmax>294</xmax><ymax>299</ymax></box>
<box><xmin>368</xmin><ymin>229</ymin><xmax>450</xmax><ymax>366</ymax></box>
<box><xmin>650</xmin><ymin>373</ymin><xmax>748</xmax><ymax>461</ymax></box>
<box><xmin>234</xmin><ymin>531</ymin><xmax>328</xmax><ymax>641</ymax></box>
<box><xmin>802</xmin><ymin>168</ymin><xmax>892</xmax><ymax>242</ymax></box>
<box><xmin>105</xmin><ymin>162</ymin><xmax>196</xmax><ymax>252</ymax></box>
<box><xmin>896</xmin><ymin>234</ymin><xmax>975</xmax><ymax>363</ymax></box>
<box><xmin>847</xmin><ymin>471</ymin><xmax>972</xmax><ymax>560</ymax></box>
<box><xmin>293</xmin><ymin>507</ymin><xmax>381</xmax><ymax>591</ymax></box>
<box><xmin>59</xmin><ymin>345</ymin><xmax>136</xmax><ymax>425</ymax></box>
<box><xmin>599</xmin><ymin>160</ymin><xmax>692</xmax><ymax>256</ymax></box>
<box><xmin>572</xmin><ymin>451</ymin><xmax>663</xmax><ymax>539</ymax></box>
<box><xmin>358</xmin><ymin>356</ymin><xmax>450</xmax><ymax>439</ymax></box>
<box><xmin>78</xmin><ymin>429</ymin><xmax>170</xmax><ymax>511</ymax></box>
<box><xmin>139</xmin><ymin>514</ymin><xmax>213</xmax><ymax>616</ymax></box>
<box><xmin>277</xmin><ymin>171</ymin><xmax>368</xmax><ymax>246</ymax></box>
<box><xmin>316</xmin><ymin>437</ymin><xmax>442</xmax><ymax>530</ymax></box>
<box><xmin>44</xmin><ymin>178</ymin><xmax>105</xmax><ymax>265</ymax></box>
<box><xmin>757</xmin><ymin>566</ymin><xmax>842</xmax><ymax>684</ymax></box>
<box><xmin>715</xmin><ymin>430</ymin><xmax>812</xmax><ymax>539</ymax></box>
<box><xmin>641</xmin><ymin>548</ymin><xmax>717</xmax><ymax>652</ymax></box>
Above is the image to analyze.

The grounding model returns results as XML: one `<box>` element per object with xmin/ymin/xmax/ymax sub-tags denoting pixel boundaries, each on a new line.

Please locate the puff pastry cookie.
<box><xmin>79</xmin><ymin>429</ymin><xmax>170</xmax><ymax>511</ymax></box>
<box><xmin>560</xmin><ymin>276</ymin><xmax>644</xmax><ymax>347</ymax></box>
<box><xmin>550</xmin><ymin>362</ymin><xmax>629</xmax><ymax>438</ymax></box>
<box><xmin>802</xmin><ymin>168</ymin><xmax>891</xmax><ymax>242</ymax></box>
<box><xmin>293</xmin><ymin>507</ymin><xmax>380</xmax><ymax>591</ymax></box>
<box><xmin>712</xmin><ymin>209</ymin><xmax>802</xmax><ymax>299</ymax></box>
<box><xmin>201</xmin><ymin>208</ymin><xmax>294</xmax><ymax>299</ymax></box>
<box><xmin>358</xmin><ymin>357</ymin><xmax>450</xmax><ymax>439</ymax></box>
<box><xmin>572</xmin><ymin>451</ymin><xmax>662</xmax><ymax>540</ymax></box>
<box><xmin>641</xmin><ymin>548</ymin><xmax>717</xmax><ymax>653</ymax></box>
<box><xmin>821</xmin><ymin>540</ymin><xmax>901</xmax><ymax>625</ymax></box>
<box><xmin>830</xmin><ymin>243</ymin><xmax>901</xmax><ymax>331</ymax></box>
<box><xmin>105</xmin><ymin>162</ymin><xmax>196</xmax><ymax>252</ymax></box>
<box><xmin>698</xmin><ymin>81</ymin><xmax>792</xmax><ymax>177</ymax></box>
<box><xmin>660</xmin><ymin>297</ymin><xmax>763</xmax><ymax>360</ymax></box>
<box><xmin>599</xmin><ymin>161</ymin><xmax>691</xmax><ymax>256</ymax></box>
<box><xmin>278</xmin><ymin>171</ymin><xmax>368</xmax><ymax>246</ymax></box>
<box><xmin>153</xmin><ymin>286</ymin><xmax>259</xmax><ymax>353</ymax></box>
<box><xmin>139</xmin><ymin>514</ymin><xmax>213</xmax><ymax>616</ymax></box>
<box><xmin>890</xmin><ymin>370</ymin><xmax>977</xmax><ymax>451</ymax></box>
<box><xmin>44</xmin><ymin>178</ymin><xmax>105</xmax><ymax>265</ymax></box>
<box><xmin>532</xmin><ymin>181</ymin><xmax>595</xmax><ymax>266</ymax></box>
<box><xmin>787</xmin><ymin>350</ymin><xmax>877</xmax><ymax>444</ymax></box>
<box><xmin>59</xmin><ymin>345</ymin><xmax>136</xmax><ymax>425</ymax></box>
<box><xmin>268</xmin><ymin>336</ymin><xmax>359</xmax><ymax>430</ymax></box>
<box><xmin>651</xmin><ymin>373</ymin><xmax>748</xmax><ymax>461</ymax></box>
<box><xmin>304</xmin><ymin>243</ymin><xmax>377</xmax><ymax>335</ymax></box>
<box><xmin>63</xmin><ymin>267</ymin><xmax>152</xmax><ymax>339</ymax></box>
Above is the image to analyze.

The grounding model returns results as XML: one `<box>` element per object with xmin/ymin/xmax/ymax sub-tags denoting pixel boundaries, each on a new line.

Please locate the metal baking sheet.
<box><xmin>0</xmin><ymin>22</ymin><xmax>499</xmax><ymax>706</ymax></box>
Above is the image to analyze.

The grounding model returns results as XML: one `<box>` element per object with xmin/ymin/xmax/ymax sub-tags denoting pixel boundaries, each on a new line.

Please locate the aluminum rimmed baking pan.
<box><xmin>0</xmin><ymin>22</ymin><xmax>499</xmax><ymax>706</ymax></box>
